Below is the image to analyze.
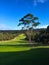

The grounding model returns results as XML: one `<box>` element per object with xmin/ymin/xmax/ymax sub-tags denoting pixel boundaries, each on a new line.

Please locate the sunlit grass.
<box><xmin>0</xmin><ymin>45</ymin><xmax>49</xmax><ymax>52</ymax></box>
<box><xmin>0</xmin><ymin>46</ymin><xmax>32</xmax><ymax>52</ymax></box>
<box><xmin>0</xmin><ymin>45</ymin><xmax>49</xmax><ymax>65</ymax></box>
<box><xmin>0</xmin><ymin>34</ymin><xmax>28</xmax><ymax>45</ymax></box>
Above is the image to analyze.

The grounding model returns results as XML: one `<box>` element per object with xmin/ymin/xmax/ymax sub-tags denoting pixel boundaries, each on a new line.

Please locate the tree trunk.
<box><xmin>25</xmin><ymin>30</ymin><xmax>32</xmax><ymax>43</ymax></box>
<box><xmin>28</xmin><ymin>35</ymin><xmax>32</xmax><ymax>43</ymax></box>
<box><xmin>28</xmin><ymin>30</ymin><xmax>32</xmax><ymax>43</ymax></box>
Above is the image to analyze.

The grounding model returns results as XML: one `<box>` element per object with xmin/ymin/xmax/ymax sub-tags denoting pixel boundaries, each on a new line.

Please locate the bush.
<box><xmin>34</xmin><ymin>25</ymin><xmax>49</xmax><ymax>44</ymax></box>
<box><xmin>46</xmin><ymin>25</ymin><xmax>49</xmax><ymax>33</ymax></box>
<box><xmin>0</xmin><ymin>32</ymin><xmax>17</xmax><ymax>41</ymax></box>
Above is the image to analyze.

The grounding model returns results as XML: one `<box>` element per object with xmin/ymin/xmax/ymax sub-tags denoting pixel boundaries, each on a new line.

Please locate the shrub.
<box><xmin>0</xmin><ymin>32</ymin><xmax>17</xmax><ymax>41</ymax></box>
<box><xmin>34</xmin><ymin>25</ymin><xmax>49</xmax><ymax>44</ymax></box>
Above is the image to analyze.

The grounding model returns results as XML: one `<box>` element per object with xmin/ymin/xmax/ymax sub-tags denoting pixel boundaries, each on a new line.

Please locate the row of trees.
<box><xmin>0</xmin><ymin>32</ymin><xmax>16</xmax><ymax>41</ymax></box>
<box><xmin>34</xmin><ymin>26</ymin><xmax>49</xmax><ymax>44</ymax></box>
<box><xmin>0</xmin><ymin>30</ymin><xmax>24</xmax><ymax>41</ymax></box>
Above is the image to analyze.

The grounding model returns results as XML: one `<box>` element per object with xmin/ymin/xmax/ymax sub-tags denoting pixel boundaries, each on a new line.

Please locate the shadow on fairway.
<box><xmin>0</xmin><ymin>48</ymin><xmax>49</xmax><ymax>65</ymax></box>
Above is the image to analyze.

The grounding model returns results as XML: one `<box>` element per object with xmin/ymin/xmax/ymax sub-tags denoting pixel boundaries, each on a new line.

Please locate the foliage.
<box><xmin>46</xmin><ymin>25</ymin><xmax>49</xmax><ymax>33</ymax></box>
<box><xmin>25</xmin><ymin>30</ymin><xmax>38</xmax><ymax>40</ymax></box>
<box><xmin>34</xmin><ymin>25</ymin><xmax>49</xmax><ymax>44</ymax></box>
<box><xmin>0</xmin><ymin>34</ymin><xmax>28</xmax><ymax>45</ymax></box>
<box><xmin>0</xmin><ymin>32</ymin><xmax>16</xmax><ymax>41</ymax></box>
<box><xmin>19</xmin><ymin>13</ymin><xmax>40</xmax><ymax>29</ymax></box>
<box><xmin>18</xmin><ymin>13</ymin><xmax>40</xmax><ymax>43</ymax></box>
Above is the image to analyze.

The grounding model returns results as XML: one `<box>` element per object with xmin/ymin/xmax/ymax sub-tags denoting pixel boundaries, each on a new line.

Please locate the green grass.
<box><xmin>0</xmin><ymin>46</ymin><xmax>49</xmax><ymax>65</ymax></box>
<box><xmin>0</xmin><ymin>45</ymin><xmax>49</xmax><ymax>52</ymax></box>
<box><xmin>0</xmin><ymin>34</ymin><xmax>28</xmax><ymax>45</ymax></box>
<box><xmin>0</xmin><ymin>46</ymin><xmax>32</xmax><ymax>52</ymax></box>
<box><xmin>0</xmin><ymin>34</ymin><xmax>49</xmax><ymax>65</ymax></box>
<box><xmin>0</xmin><ymin>45</ymin><xmax>49</xmax><ymax>65</ymax></box>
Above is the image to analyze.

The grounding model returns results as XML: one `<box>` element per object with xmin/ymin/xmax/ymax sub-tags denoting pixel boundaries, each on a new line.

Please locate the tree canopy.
<box><xmin>18</xmin><ymin>13</ymin><xmax>40</xmax><ymax>30</ymax></box>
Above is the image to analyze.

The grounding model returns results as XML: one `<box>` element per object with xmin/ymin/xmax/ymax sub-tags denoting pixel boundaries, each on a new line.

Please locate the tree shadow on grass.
<box><xmin>16</xmin><ymin>40</ymin><xmax>28</xmax><ymax>43</ymax></box>
<box><xmin>0</xmin><ymin>44</ymin><xmax>40</xmax><ymax>47</ymax></box>
<box><xmin>0</xmin><ymin>48</ymin><xmax>49</xmax><ymax>65</ymax></box>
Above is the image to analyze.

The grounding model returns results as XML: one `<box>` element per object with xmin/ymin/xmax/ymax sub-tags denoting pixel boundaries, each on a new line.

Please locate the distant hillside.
<box><xmin>0</xmin><ymin>28</ymin><xmax>46</xmax><ymax>33</ymax></box>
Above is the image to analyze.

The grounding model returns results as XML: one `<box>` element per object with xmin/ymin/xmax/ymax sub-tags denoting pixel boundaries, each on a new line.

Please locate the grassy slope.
<box><xmin>0</xmin><ymin>34</ymin><xmax>31</xmax><ymax>52</ymax></box>
<box><xmin>0</xmin><ymin>34</ymin><xmax>28</xmax><ymax>45</ymax></box>
<box><xmin>0</xmin><ymin>34</ymin><xmax>49</xmax><ymax>65</ymax></box>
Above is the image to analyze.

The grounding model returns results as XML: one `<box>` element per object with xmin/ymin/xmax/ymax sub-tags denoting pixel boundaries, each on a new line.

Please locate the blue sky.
<box><xmin>0</xmin><ymin>0</ymin><xmax>49</xmax><ymax>30</ymax></box>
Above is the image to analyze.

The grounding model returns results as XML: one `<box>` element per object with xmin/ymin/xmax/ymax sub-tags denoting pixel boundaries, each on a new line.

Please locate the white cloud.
<box><xmin>0</xmin><ymin>24</ymin><xmax>15</xmax><ymax>30</ymax></box>
<box><xmin>37</xmin><ymin>24</ymin><xmax>48</xmax><ymax>28</ymax></box>
<box><xmin>0</xmin><ymin>24</ymin><xmax>7</xmax><ymax>30</ymax></box>
<box><xmin>33</xmin><ymin>0</ymin><xmax>47</xmax><ymax>6</ymax></box>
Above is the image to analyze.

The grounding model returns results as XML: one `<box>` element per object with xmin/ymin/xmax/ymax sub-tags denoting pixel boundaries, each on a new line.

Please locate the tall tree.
<box><xmin>18</xmin><ymin>13</ymin><xmax>40</xmax><ymax>43</ymax></box>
